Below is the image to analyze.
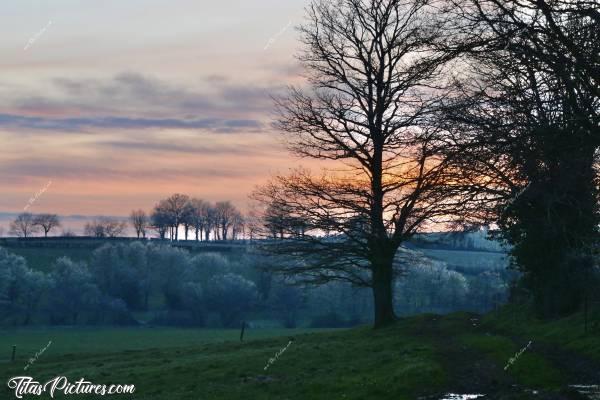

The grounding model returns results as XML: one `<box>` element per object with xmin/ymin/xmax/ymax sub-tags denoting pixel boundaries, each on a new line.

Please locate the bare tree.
<box><xmin>150</xmin><ymin>203</ymin><xmax>171</xmax><ymax>239</ymax></box>
<box><xmin>457</xmin><ymin>0</ymin><xmax>599</xmax><ymax>109</ymax></box>
<box><xmin>189</xmin><ymin>198</ymin><xmax>210</xmax><ymax>241</ymax></box>
<box><xmin>105</xmin><ymin>219</ymin><xmax>127</xmax><ymax>238</ymax></box>
<box><xmin>180</xmin><ymin>201</ymin><xmax>196</xmax><ymax>241</ymax></box>
<box><xmin>84</xmin><ymin>218</ymin><xmax>127</xmax><ymax>238</ymax></box>
<box><xmin>245</xmin><ymin>202</ymin><xmax>264</xmax><ymax>241</ymax></box>
<box><xmin>130</xmin><ymin>210</ymin><xmax>149</xmax><ymax>239</ymax></box>
<box><xmin>254</xmin><ymin>0</ymin><xmax>468</xmax><ymax>327</ymax></box>
<box><xmin>231</xmin><ymin>210</ymin><xmax>245</xmax><ymax>240</ymax></box>
<box><xmin>204</xmin><ymin>204</ymin><xmax>216</xmax><ymax>241</ymax></box>
<box><xmin>163</xmin><ymin>194</ymin><xmax>190</xmax><ymax>241</ymax></box>
<box><xmin>214</xmin><ymin>201</ymin><xmax>237</xmax><ymax>241</ymax></box>
<box><xmin>9</xmin><ymin>213</ymin><xmax>39</xmax><ymax>238</ymax></box>
<box><xmin>33</xmin><ymin>214</ymin><xmax>61</xmax><ymax>237</ymax></box>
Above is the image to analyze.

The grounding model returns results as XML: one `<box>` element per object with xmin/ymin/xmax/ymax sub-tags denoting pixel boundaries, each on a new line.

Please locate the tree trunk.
<box><xmin>371</xmin><ymin>256</ymin><xmax>396</xmax><ymax>328</ymax></box>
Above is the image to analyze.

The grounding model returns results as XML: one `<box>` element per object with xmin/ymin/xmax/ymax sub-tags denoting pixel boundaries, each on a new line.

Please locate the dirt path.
<box><xmin>409</xmin><ymin>314</ymin><xmax>596</xmax><ymax>400</ymax></box>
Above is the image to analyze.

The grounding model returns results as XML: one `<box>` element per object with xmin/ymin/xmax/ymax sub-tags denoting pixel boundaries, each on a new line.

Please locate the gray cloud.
<box><xmin>0</xmin><ymin>157</ymin><xmax>263</xmax><ymax>182</ymax></box>
<box><xmin>0</xmin><ymin>72</ymin><xmax>287</xmax><ymax>133</ymax></box>
<box><xmin>0</xmin><ymin>113</ymin><xmax>261</xmax><ymax>132</ymax></box>
<box><xmin>97</xmin><ymin>138</ymin><xmax>278</xmax><ymax>156</ymax></box>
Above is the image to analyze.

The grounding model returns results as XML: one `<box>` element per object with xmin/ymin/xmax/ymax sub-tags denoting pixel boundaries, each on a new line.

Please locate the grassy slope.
<box><xmin>1</xmin><ymin>309</ymin><xmax>598</xmax><ymax>399</ymax></box>
<box><xmin>481</xmin><ymin>304</ymin><xmax>600</xmax><ymax>362</ymax></box>
<box><xmin>6</xmin><ymin>247</ymin><xmax>93</xmax><ymax>272</ymax></box>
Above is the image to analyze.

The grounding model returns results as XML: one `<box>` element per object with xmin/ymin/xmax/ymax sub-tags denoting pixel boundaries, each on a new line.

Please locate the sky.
<box><xmin>0</xmin><ymin>0</ymin><xmax>311</xmax><ymax>223</ymax></box>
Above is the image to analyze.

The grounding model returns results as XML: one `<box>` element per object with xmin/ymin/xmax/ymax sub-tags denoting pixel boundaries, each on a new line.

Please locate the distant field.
<box><xmin>0</xmin><ymin>238</ymin><xmax>249</xmax><ymax>271</ymax></box>
<box><xmin>1</xmin><ymin>240</ymin><xmax>511</xmax><ymax>274</ymax></box>
<box><xmin>6</xmin><ymin>247</ymin><xmax>94</xmax><ymax>272</ymax></box>
<box><xmin>416</xmin><ymin>248</ymin><xmax>509</xmax><ymax>272</ymax></box>
<box><xmin>0</xmin><ymin>327</ymin><xmax>335</xmax><ymax>359</ymax></box>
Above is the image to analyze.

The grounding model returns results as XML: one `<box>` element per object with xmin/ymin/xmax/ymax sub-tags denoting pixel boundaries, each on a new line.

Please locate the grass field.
<box><xmin>418</xmin><ymin>248</ymin><xmax>509</xmax><ymax>272</ymax></box>
<box><xmin>0</xmin><ymin>327</ymin><xmax>335</xmax><ymax>358</ymax></box>
<box><xmin>1</xmin><ymin>308</ymin><xmax>598</xmax><ymax>399</ymax></box>
<box><xmin>5</xmin><ymin>247</ymin><xmax>94</xmax><ymax>272</ymax></box>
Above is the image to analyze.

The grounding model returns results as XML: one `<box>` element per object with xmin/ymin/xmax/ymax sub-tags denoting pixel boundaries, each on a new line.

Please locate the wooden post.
<box><xmin>240</xmin><ymin>321</ymin><xmax>246</xmax><ymax>342</ymax></box>
<box><xmin>11</xmin><ymin>345</ymin><xmax>16</xmax><ymax>363</ymax></box>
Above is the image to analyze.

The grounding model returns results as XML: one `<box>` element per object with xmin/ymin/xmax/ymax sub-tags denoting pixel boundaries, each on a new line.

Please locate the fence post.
<box><xmin>240</xmin><ymin>321</ymin><xmax>246</xmax><ymax>342</ymax></box>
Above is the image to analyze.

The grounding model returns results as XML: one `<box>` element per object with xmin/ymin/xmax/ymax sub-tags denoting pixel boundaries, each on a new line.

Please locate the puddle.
<box><xmin>439</xmin><ymin>394</ymin><xmax>485</xmax><ymax>400</ymax></box>
<box><xmin>570</xmin><ymin>385</ymin><xmax>600</xmax><ymax>399</ymax></box>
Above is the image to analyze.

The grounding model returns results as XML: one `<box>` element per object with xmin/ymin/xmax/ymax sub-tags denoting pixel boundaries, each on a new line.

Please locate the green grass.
<box><xmin>0</xmin><ymin>326</ymin><xmax>445</xmax><ymax>400</ymax></box>
<box><xmin>482</xmin><ymin>304</ymin><xmax>600</xmax><ymax>362</ymax></box>
<box><xmin>0</xmin><ymin>327</ymin><xmax>335</xmax><ymax>357</ymax></box>
<box><xmin>418</xmin><ymin>248</ymin><xmax>508</xmax><ymax>271</ymax></box>
<box><xmin>1</xmin><ymin>309</ymin><xmax>597</xmax><ymax>399</ymax></box>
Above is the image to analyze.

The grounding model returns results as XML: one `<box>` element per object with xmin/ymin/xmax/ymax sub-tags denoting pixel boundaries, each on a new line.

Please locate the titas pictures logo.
<box><xmin>7</xmin><ymin>376</ymin><xmax>135</xmax><ymax>398</ymax></box>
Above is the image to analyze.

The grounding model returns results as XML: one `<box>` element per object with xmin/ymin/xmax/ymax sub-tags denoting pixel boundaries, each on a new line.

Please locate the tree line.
<box><xmin>139</xmin><ymin>194</ymin><xmax>245</xmax><ymax>241</ymax></box>
<box><xmin>3</xmin><ymin>195</ymin><xmax>246</xmax><ymax>241</ymax></box>
<box><xmin>0</xmin><ymin>240</ymin><xmax>508</xmax><ymax>328</ymax></box>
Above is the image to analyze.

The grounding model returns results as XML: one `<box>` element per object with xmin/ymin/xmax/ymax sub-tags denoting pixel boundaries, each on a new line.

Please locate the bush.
<box><xmin>90</xmin><ymin>243</ymin><xmax>146</xmax><ymax>310</ymax></box>
<box><xmin>270</xmin><ymin>282</ymin><xmax>304</xmax><ymax>328</ymax></box>
<box><xmin>47</xmin><ymin>257</ymin><xmax>101</xmax><ymax>325</ymax></box>
<box><xmin>181</xmin><ymin>282</ymin><xmax>206</xmax><ymax>326</ymax></box>
<box><xmin>0</xmin><ymin>248</ymin><xmax>50</xmax><ymax>325</ymax></box>
<box><xmin>205</xmin><ymin>273</ymin><xmax>258</xmax><ymax>327</ymax></box>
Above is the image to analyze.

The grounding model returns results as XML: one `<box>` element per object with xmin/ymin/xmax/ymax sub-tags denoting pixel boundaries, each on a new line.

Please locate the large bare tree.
<box><xmin>255</xmin><ymin>0</ymin><xmax>467</xmax><ymax>327</ymax></box>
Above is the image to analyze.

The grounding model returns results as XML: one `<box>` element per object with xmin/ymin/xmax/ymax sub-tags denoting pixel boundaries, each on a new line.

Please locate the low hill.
<box><xmin>0</xmin><ymin>237</ymin><xmax>248</xmax><ymax>271</ymax></box>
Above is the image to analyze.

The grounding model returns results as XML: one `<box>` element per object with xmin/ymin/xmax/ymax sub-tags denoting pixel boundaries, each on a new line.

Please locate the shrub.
<box><xmin>205</xmin><ymin>273</ymin><xmax>258</xmax><ymax>327</ymax></box>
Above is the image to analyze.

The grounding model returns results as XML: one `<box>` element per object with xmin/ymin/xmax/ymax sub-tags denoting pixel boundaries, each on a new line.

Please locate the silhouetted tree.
<box><xmin>440</xmin><ymin>0</ymin><xmax>600</xmax><ymax>317</ymax></box>
<box><xmin>130</xmin><ymin>210</ymin><xmax>149</xmax><ymax>238</ymax></box>
<box><xmin>150</xmin><ymin>203</ymin><xmax>172</xmax><ymax>239</ymax></box>
<box><xmin>231</xmin><ymin>211</ymin><xmax>245</xmax><ymax>240</ymax></box>
<box><xmin>9</xmin><ymin>213</ymin><xmax>39</xmax><ymax>238</ymax></box>
<box><xmin>189</xmin><ymin>198</ymin><xmax>210</xmax><ymax>241</ymax></box>
<box><xmin>214</xmin><ymin>201</ymin><xmax>237</xmax><ymax>241</ymax></box>
<box><xmin>255</xmin><ymin>0</ymin><xmax>468</xmax><ymax>327</ymax></box>
<box><xmin>163</xmin><ymin>194</ymin><xmax>190</xmax><ymax>241</ymax></box>
<box><xmin>84</xmin><ymin>218</ymin><xmax>127</xmax><ymax>238</ymax></box>
<box><xmin>33</xmin><ymin>214</ymin><xmax>61</xmax><ymax>237</ymax></box>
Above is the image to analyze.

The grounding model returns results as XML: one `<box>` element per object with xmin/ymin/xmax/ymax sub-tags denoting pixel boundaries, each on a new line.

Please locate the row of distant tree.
<box><xmin>142</xmin><ymin>194</ymin><xmax>246</xmax><ymax>241</ymax></box>
<box><xmin>4</xmin><ymin>213</ymin><xmax>62</xmax><ymax>238</ymax></box>
<box><xmin>2</xmin><ymin>194</ymin><xmax>248</xmax><ymax>241</ymax></box>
